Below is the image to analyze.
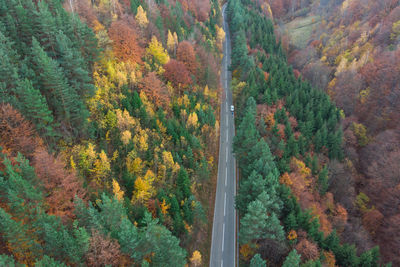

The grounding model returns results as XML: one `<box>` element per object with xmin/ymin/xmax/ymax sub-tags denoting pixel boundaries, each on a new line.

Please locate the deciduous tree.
<box><xmin>177</xmin><ymin>41</ymin><xmax>197</xmax><ymax>75</ymax></box>
<box><xmin>163</xmin><ymin>59</ymin><xmax>192</xmax><ymax>89</ymax></box>
<box><xmin>108</xmin><ymin>20</ymin><xmax>144</xmax><ymax>63</ymax></box>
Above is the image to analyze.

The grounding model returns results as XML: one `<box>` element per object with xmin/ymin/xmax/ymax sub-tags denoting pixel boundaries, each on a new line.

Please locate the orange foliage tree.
<box><xmin>33</xmin><ymin>148</ymin><xmax>86</xmax><ymax>220</ymax></box>
<box><xmin>139</xmin><ymin>72</ymin><xmax>170</xmax><ymax>108</ymax></box>
<box><xmin>0</xmin><ymin>104</ymin><xmax>41</xmax><ymax>159</ymax></box>
<box><xmin>108</xmin><ymin>20</ymin><xmax>144</xmax><ymax>63</ymax></box>
<box><xmin>0</xmin><ymin>104</ymin><xmax>86</xmax><ymax>220</ymax></box>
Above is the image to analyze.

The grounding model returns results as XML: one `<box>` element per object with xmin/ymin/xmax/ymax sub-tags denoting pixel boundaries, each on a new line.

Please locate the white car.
<box><xmin>230</xmin><ymin>105</ymin><xmax>234</xmax><ymax>112</ymax></box>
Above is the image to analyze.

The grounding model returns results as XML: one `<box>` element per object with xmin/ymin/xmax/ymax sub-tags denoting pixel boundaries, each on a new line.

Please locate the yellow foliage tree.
<box><xmin>121</xmin><ymin>130</ymin><xmax>132</xmax><ymax>145</ymax></box>
<box><xmin>112</xmin><ymin>179</ymin><xmax>125</xmax><ymax>201</ymax></box>
<box><xmin>139</xmin><ymin>91</ymin><xmax>155</xmax><ymax>117</ymax></box>
<box><xmin>134</xmin><ymin>129</ymin><xmax>149</xmax><ymax>152</ymax></box>
<box><xmin>190</xmin><ymin>250</ymin><xmax>202</xmax><ymax>267</ymax></box>
<box><xmin>126</xmin><ymin>155</ymin><xmax>143</xmax><ymax>175</ymax></box>
<box><xmin>160</xmin><ymin>199</ymin><xmax>170</xmax><ymax>214</ymax></box>
<box><xmin>92</xmin><ymin>150</ymin><xmax>111</xmax><ymax>187</ymax></box>
<box><xmin>167</xmin><ymin>30</ymin><xmax>177</xmax><ymax>54</ymax></box>
<box><xmin>146</xmin><ymin>36</ymin><xmax>170</xmax><ymax>65</ymax></box>
<box><xmin>240</xmin><ymin>244</ymin><xmax>254</xmax><ymax>261</ymax></box>
<box><xmin>351</xmin><ymin>122</ymin><xmax>370</xmax><ymax>147</ymax></box>
<box><xmin>116</xmin><ymin>109</ymin><xmax>136</xmax><ymax>131</ymax></box>
<box><xmin>215</xmin><ymin>25</ymin><xmax>225</xmax><ymax>51</ymax></box>
<box><xmin>187</xmin><ymin>112</ymin><xmax>199</xmax><ymax>128</ymax></box>
<box><xmin>135</xmin><ymin>6</ymin><xmax>148</xmax><ymax>28</ymax></box>
<box><xmin>132</xmin><ymin>170</ymin><xmax>155</xmax><ymax>203</ymax></box>
<box><xmin>279</xmin><ymin>172</ymin><xmax>293</xmax><ymax>186</ymax></box>
<box><xmin>287</xmin><ymin>230</ymin><xmax>298</xmax><ymax>240</ymax></box>
<box><xmin>162</xmin><ymin>151</ymin><xmax>175</xmax><ymax>169</ymax></box>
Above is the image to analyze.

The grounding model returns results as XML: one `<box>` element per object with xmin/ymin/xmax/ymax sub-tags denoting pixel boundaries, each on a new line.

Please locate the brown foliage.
<box><xmin>86</xmin><ymin>230</ymin><xmax>123</xmax><ymax>266</ymax></box>
<box><xmin>139</xmin><ymin>72</ymin><xmax>170</xmax><ymax>108</ymax></box>
<box><xmin>363</xmin><ymin>209</ymin><xmax>384</xmax><ymax>234</ymax></box>
<box><xmin>195</xmin><ymin>45</ymin><xmax>219</xmax><ymax>88</ymax></box>
<box><xmin>0</xmin><ymin>104</ymin><xmax>41</xmax><ymax>159</ymax></box>
<box><xmin>108</xmin><ymin>20</ymin><xmax>144</xmax><ymax>63</ymax></box>
<box><xmin>377</xmin><ymin>214</ymin><xmax>400</xmax><ymax>265</ymax></box>
<box><xmin>0</xmin><ymin>104</ymin><xmax>86</xmax><ymax>221</ymax></box>
<box><xmin>163</xmin><ymin>59</ymin><xmax>192</xmax><ymax>89</ymax></box>
<box><xmin>358</xmin><ymin>50</ymin><xmax>400</xmax><ymax>132</ymax></box>
<box><xmin>295</xmin><ymin>238</ymin><xmax>319</xmax><ymax>262</ymax></box>
<box><xmin>33</xmin><ymin>148</ymin><xmax>86</xmax><ymax>220</ymax></box>
<box><xmin>177</xmin><ymin>41</ymin><xmax>197</xmax><ymax>75</ymax></box>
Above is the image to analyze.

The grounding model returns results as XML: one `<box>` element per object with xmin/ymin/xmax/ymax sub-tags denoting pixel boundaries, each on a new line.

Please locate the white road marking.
<box><xmin>221</xmin><ymin>260</ymin><xmax>223</xmax><ymax>267</ymax></box>
<box><xmin>225</xmin><ymin>170</ymin><xmax>227</xmax><ymax>186</ymax></box>
<box><xmin>226</xmin><ymin>130</ymin><xmax>228</xmax><ymax>142</ymax></box>
<box><xmin>224</xmin><ymin>192</ymin><xmax>227</xmax><ymax>216</ymax></box>
<box><xmin>226</xmin><ymin>146</ymin><xmax>228</xmax><ymax>162</ymax></box>
<box><xmin>222</xmin><ymin>223</ymin><xmax>225</xmax><ymax>251</ymax></box>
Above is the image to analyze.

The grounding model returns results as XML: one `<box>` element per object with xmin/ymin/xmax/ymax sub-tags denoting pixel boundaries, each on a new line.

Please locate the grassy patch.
<box><xmin>285</xmin><ymin>16</ymin><xmax>321</xmax><ymax>48</ymax></box>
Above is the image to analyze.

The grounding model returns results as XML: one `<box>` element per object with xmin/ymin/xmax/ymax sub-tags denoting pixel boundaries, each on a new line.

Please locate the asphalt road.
<box><xmin>210</xmin><ymin>3</ymin><xmax>237</xmax><ymax>267</ymax></box>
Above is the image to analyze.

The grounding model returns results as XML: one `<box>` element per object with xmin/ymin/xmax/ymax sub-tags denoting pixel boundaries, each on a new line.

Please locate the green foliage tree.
<box><xmin>282</xmin><ymin>250</ymin><xmax>301</xmax><ymax>267</ymax></box>
<box><xmin>30</xmin><ymin>37</ymin><xmax>88</xmax><ymax>133</ymax></box>
<box><xmin>250</xmin><ymin>253</ymin><xmax>267</xmax><ymax>267</ymax></box>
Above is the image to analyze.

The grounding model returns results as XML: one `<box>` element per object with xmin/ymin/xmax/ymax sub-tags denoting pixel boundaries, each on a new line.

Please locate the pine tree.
<box><xmin>176</xmin><ymin>168</ymin><xmax>191</xmax><ymax>201</ymax></box>
<box><xmin>0</xmin><ymin>254</ymin><xmax>17</xmax><ymax>267</ymax></box>
<box><xmin>282</xmin><ymin>249</ymin><xmax>301</xmax><ymax>267</ymax></box>
<box><xmin>235</xmin><ymin>171</ymin><xmax>266</xmax><ymax>214</ymax></box>
<box><xmin>35</xmin><ymin>255</ymin><xmax>67</xmax><ymax>267</ymax></box>
<box><xmin>318</xmin><ymin>166</ymin><xmax>329</xmax><ymax>196</ymax></box>
<box><xmin>233</xmin><ymin>97</ymin><xmax>259</xmax><ymax>168</ymax></box>
<box><xmin>358</xmin><ymin>246</ymin><xmax>380</xmax><ymax>267</ymax></box>
<box><xmin>240</xmin><ymin>200</ymin><xmax>268</xmax><ymax>244</ymax></box>
<box><xmin>30</xmin><ymin>37</ymin><xmax>87</xmax><ymax>133</ymax></box>
<box><xmin>36</xmin><ymin>0</ymin><xmax>57</xmax><ymax>55</ymax></box>
<box><xmin>55</xmin><ymin>31</ymin><xmax>95</xmax><ymax>99</ymax></box>
<box><xmin>250</xmin><ymin>254</ymin><xmax>267</xmax><ymax>267</ymax></box>
<box><xmin>138</xmin><ymin>212</ymin><xmax>187</xmax><ymax>266</ymax></box>
<box><xmin>0</xmin><ymin>31</ymin><xmax>19</xmax><ymax>92</ymax></box>
<box><xmin>311</xmin><ymin>155</ymin><xmax>319</xmax><ymax>175</ymax></box>
<box><xmin>14</xmin><ymin>79</ymin><xmax>55</xmax><ymax>138</ymax></box>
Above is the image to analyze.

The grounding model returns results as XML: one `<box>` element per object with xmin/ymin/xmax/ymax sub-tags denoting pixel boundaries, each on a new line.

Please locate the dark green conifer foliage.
<box><xmin>55</xmin><ymin>31</ymin><xmax>95</xmax><ymax>98</ymax></box>
<box><xmin>14</xmin><ymin>79</ymin><xmax>55</xmax><ymax>137</ymax></box>
<box><xmin>250</xmin><ymin>254</ymin><xmax>267</xmax><ymax>267</ymax></box>
<box><xmin>282</xmin><ymin>249</ymin><xmax>301</xmax><ymax>267</ymax></box>
<box><xmin>30</xmin><ymin>37</ymin><xmax>88</xmax><ymax>134</ymax></box>
<box><xmin>318</xmin><ymin>166</ymin><xmax>329</xmax><ymax>196</ymax></box>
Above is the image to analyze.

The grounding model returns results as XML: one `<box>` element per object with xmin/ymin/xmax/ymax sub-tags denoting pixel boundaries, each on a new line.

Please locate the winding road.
<box><xmin>210</xmin><ymin>3</ymin><xmax>237</xmax><ymax>267</ymax></box>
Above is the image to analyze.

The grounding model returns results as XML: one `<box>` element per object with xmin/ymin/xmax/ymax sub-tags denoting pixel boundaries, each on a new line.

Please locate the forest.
<box><xmin>0</xmin><ymin>0</ymin><xmax>223</xmax><ymax>265</ymax></box>
<box><xmin>228</xmin><ymin>0</ymin><xmax>392</xmax><ymax>265</ymax></box>
<box><xmin>1</xmin><ymin>0</ymin><xmax>399</xmax><ymax>265</ymax></box>
<box><xmin>270</xmin><ymin>0</ymin><xmax>400</xmax><ymax>265</ymax></box>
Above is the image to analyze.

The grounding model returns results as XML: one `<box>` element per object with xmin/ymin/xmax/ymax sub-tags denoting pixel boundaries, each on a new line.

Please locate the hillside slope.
<box><xmin>267</xmin><ymin>0</ymin><xmax>400</xmax><ymax>264</ymax></box>
<box><xmin>228</xmin><ymin>0</ymin><xmax>387</xmax><ymax>265</ymax></box>
<box><xmin>0</xmin><ymin>0</ymin><xmax>222</xmax><ymax>265</ymax></box>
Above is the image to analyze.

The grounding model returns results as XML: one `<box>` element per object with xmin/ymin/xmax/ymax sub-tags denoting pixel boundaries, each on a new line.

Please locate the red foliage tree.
<box><xmin>163</xmin><ymin>59</ymin><xmax>192</xmax><ymax>89</ymax></box>
<box><xmin>177</xmin><ymin>41</ymin><xmax>197</xmax><ymax>75</ymax></box>
<box><xmin>33</xmin><ymin>148</ymin><xmax>86</xmax><ymax>220</ymax></box>
<box><xmin>139</xmin><ymin>72</ymin><xmax>170</xmax><ymax>108</ymax></box>
<box><xmin>86</xmin><ymin>230</ymin><xmax>123</xmax><ymax>266</ymax></box>
<box><xmin>108</xmin><ymin>19</ymin><xmax>144</xmax><ymax>63</ymax></box>
<box><xmin>195</xmin><ymin>45</ymin><xmax>219</xmax><ymax>88</ymax></box>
